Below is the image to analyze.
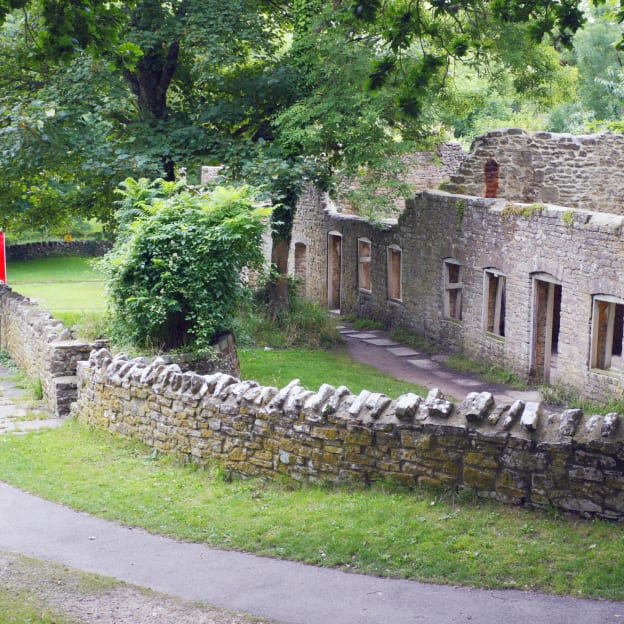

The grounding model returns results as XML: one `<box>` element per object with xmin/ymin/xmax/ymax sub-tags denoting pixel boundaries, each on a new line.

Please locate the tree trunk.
<box><xmin>124</xmin><ymin>38</ymin><xmax>180</xmax><ymax>181</ymax></box>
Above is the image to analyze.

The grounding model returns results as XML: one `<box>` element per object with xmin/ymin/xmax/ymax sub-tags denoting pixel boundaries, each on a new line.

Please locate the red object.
<box><xmin>0</xmin><ymin>231</ymin><xmax>6</xmax><ymax>284</ymax></box>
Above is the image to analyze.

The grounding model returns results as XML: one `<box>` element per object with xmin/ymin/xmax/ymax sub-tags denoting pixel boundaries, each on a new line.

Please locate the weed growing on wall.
<box><xmin>99</xmin><ymin>178</ymin><xmax>271</xmax><ymax>353</ymax></box>
<box><xmin>562</xmin><ymin>209</ymin><xmax>575</xmax><ymax>227</ymax></box>
<box><xmin>501</xmin><ymin>202</ymin><xmax>545</xmax><ymax>218</ymax></box>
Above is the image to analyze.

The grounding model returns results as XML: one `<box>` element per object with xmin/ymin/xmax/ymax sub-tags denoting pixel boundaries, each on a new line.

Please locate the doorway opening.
<box><xmin>531</xmin><ymin>274</ymin><xmax>562</xmax><ymax>384</ymax></box>
<box><xmin>294</xmin><ymin>243</ymin><xmax>307</xmax><ymax>297</ymax></box>
<box><xmin>327</xmin><ymin>232</ymin><xmax>342</xmax><ymax>312</ymax></box>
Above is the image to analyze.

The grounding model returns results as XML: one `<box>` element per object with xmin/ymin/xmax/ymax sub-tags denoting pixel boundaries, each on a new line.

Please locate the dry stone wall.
<box><xmin>6</xmin><ymin>240</ymin><xmax>111</xmax><ymax>261</ymax></box>
<box><xmin>446</xmin><ymin>129</ymin><xmax>624</xmax><ymax>213</ymax></box>
<box><xmin>0</xmin><ymin>286</ymin><xmax>99</xmax><ymax>416</ymax></box>
<box><xmin>74</xmin><ymin>348</ymin><xmax>624</xmax><ymax>520</ymax></box>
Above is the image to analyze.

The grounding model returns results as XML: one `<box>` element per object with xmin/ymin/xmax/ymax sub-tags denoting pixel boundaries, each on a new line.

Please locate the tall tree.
<box><xmin>0</xmin><ymin>0</ymin><xmax>286</xmax><ymax>231</ymax></box>
<box><xmin>573</xmin><ymin>1</ymin><xmax>624</xmax><ymax>121</ymax></box>
<box><xmin>0</xmin><ymin>0</ymin><xmax>600</xmax><ymax>305</ymax></box>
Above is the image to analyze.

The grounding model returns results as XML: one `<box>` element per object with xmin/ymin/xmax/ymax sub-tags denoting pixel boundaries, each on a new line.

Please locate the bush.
<box><xmin>99</xmin><ymin>178</ymin><xmax>271</xmax><ymax>352</ymax></box>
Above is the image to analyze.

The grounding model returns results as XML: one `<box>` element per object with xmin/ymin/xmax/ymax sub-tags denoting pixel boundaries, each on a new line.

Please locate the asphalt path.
<box><xmin>0</xmin><ymin>481</ymin><xmax>621</xmax><ymax>624</ymax></box>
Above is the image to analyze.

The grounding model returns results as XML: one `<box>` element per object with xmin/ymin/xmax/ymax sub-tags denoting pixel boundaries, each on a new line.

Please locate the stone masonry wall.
<box><xmin>6</xmin><ymin>240</ymin><xmax>112</xmax><ymax>262</ymax></box>
<box><xmin>446</xmin><ymin>129</ymin><xmax>624</xmax><ymax>213</ymax></box>
<box><xmin>0</xmin><ymin>286</ymin><xmax>98</xmax><ymax>416</ymax></box>
<box><xmin>402</xmin><ymin>143</ymin><xmax>466</xmax><ymax>192</ymax></box>
<box><xmin>290</xmin><ymin>188</ymin><xmax>624</xmax><ymax>404</ymax></box>
<box><xmin>74</xmin><ymin>348</ymin><xmax>624</xmax><ymax>520</ymax></box>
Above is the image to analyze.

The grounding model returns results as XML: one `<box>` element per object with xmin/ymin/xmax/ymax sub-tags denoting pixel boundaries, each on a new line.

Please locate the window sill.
<box><xmin>589</xmin><ymin>367</ymin><xmax>622</xmax><ymax>378</ymax></box>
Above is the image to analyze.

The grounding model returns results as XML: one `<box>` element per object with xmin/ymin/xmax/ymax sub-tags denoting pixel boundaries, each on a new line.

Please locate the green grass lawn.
<box><xmin>0</xmin><ymin>420</ymin><xmax>623</xmax><ymax>600</ymax></box>
<box><xmin>239</xmin><ymin>348</ymin><xmax>428</xmax><ymax>398</ymax></box>
<box><xmin>7</xmin><ymin>256</ymin><xmax>104</xmax><ymax>283</ymax></box>
<box><xmin>7</xmin><ymin>257</ymin><xmax>106</xmax><ymax>318</ymax></box>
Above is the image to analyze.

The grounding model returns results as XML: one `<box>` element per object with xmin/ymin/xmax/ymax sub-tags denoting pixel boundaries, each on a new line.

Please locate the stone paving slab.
<box><xmin>453</xmin><ymin>378</ymin><xmax>484</xmax><ymax>387</ymax></box>
<box><xmin>430</xmin><ymin>371</ymin><xmax>455</xmax><ymax>380</ymax></box>
<box><xmin>0</xmin><ymin>364</ymin><xmax>57</xmax><ymax>435</ymax></box>
<box><xmin>388</xmin><ymin>347</ymin><xmax>421</xmax><ymax>357</ymax></box>
<box><xmin>0</xmin><ymin>404</ymin><xmax>27</xmax><ymax>417</ymax></box>
<box><xmin>349</xmin><ymin>332</ymin><xmax>379</xmax><ymax>340</ymax></box>
<box><xmin>407</xmin><ymin>358</ymin><xmax>440</xmax><ymax>370</ymax></box>
<box><xmin>363</xmin><ymin>338</ymin><xmax>398</xmax><ymax>347</ymax></box>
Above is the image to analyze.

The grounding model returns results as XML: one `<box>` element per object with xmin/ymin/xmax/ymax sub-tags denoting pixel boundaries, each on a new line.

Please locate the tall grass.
<box><xmin>236</xmin><ymin>289</ymin><xmax>342</xmax><ymax>349</ymax></box>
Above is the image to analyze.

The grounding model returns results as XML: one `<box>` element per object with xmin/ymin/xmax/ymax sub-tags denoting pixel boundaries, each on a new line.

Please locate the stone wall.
<box><xmin>74</xmin><ymin>347</ymin><xmax>624</xmax><ymax>520</ymax></box>
<box><xmin>6</xmin><ymin>240</ymin><xmax>111</xmax><ymax>262</ymax></box>
<box><xmin>446</xmin><ymin>129</ymin><xmax>624</xmax><ymax>213</ymax></box>
<box><xmin>290</xmin><ymin>188</ymin><xmax>624</xmax><ymax>403</ymax></box>
<box><xmin>0</xmin><ymin>286</ymin><xmax>99</xmax><ymax>416</ymax></box>
<box><xmin>402</xmin><ymin>143</ymin><xmax>465</xmax><ymax>192</ymax></box>
<box><xmin>0</xmin><ymin>284</ymin><xmax>244</xmax><ymax>415</ymax></box>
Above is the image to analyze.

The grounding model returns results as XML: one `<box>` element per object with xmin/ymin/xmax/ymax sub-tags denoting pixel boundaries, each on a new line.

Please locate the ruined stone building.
<box><xmin>289</xmin><ymin>129</ymin><xmax>624</xmax><ymax>403</ymax></box>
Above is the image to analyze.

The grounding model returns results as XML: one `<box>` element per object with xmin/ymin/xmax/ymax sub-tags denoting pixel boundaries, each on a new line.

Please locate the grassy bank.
<box><xmin>0</xmin><ymin>421</ymin><xmax>622</xmax><ymax>600</ymax></box>
<box><xmin>239</xmin><ymin>348</ymin><xmax>428</xmax><ymax>398</ymax></box>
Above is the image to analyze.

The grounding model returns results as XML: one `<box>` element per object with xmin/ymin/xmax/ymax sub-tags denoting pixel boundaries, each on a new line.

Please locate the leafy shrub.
<box><xmin>99</xmin><ymin>178</ymin><xmax>271</xmax><ymax>352</ymax></box>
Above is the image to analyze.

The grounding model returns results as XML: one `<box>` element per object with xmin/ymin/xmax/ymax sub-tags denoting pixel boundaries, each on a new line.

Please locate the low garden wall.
<box><xmin>74</xmin><ymin>347</ymin><xmax>624</xmax><ymax>520</ymax></box>
<box><xmin>0</xmin><ymin>285</ymin><xmax>100</xmax><ymax>416</ymax></box>
<box><xmin>2</xmin><ymin>279</ymin><xmax>623</xmax><ymax>520</ymax></box>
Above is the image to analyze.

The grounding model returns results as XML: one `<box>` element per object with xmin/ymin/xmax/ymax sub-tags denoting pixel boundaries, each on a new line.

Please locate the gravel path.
<box><xmin>0</xmin><ymin>550</ymin><xmax>278</xmax><ymax>624</ymax></box>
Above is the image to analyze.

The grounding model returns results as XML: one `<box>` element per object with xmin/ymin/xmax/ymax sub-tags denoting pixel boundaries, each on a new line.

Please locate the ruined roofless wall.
<box><xmin>75</xmin><ymin>347</ymin><xmax>624</xmax><ymax>520</ymax></box>
<box><xmin>446</xmin><ymin>129</ymin><xmax>624</xmax><ymax>214</ymax></box>
<box><xmin>289</xmin><ymin>188</ymin><xmax>624</xmax><ymax>403</ymax></box>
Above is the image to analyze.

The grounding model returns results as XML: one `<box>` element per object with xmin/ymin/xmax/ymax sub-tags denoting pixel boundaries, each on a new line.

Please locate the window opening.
<box><xmin>591</xmin><ymin>296</ymin><xmax>624</xmax><ymax>371</ymax></box>
<box><xmin>387</xmin><ymin>245</ymin><xmax>402</xmax><ymax>301</ymax></box>
<box><xmin>294</xmin><ymin>243</ymin><xmax>307</xmax><ymax>296</ymax></box>
<box><xmin>531</xmin><ymin>275</ymin><xmax>561</xmax><ymax>383</ymax></box>
<box><xmin>484</xmin><ymin>159</ymin><xmax>500</xmax><ymax>198</ymax></box>
<box><xmin>484</xmin><ymin>269</ymin><xmax>506</xmax><ymax>337</ymax></box>
<box><xmin>327</xmin><ymin>232</ymin><xmax>342</xmax><ymax>311</ymax></box>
